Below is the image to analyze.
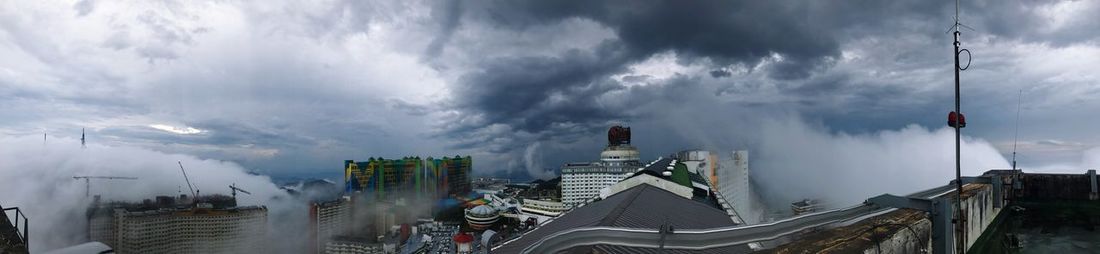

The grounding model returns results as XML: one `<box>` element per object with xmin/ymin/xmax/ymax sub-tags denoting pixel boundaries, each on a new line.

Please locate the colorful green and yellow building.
<box><xmin>344</xmin><ymin>156</ymin><xmax>472</xmax><ymax>200</ymax></box>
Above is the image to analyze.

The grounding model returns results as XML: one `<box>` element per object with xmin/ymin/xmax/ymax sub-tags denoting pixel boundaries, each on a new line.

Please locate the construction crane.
<box><xmin>72</xmin><ymin>176</ymin><xmax>138</xmax><ymax>197</ymax></box>
<box><xmin>177</xmin><ymin>161</ymin><xmax>197</xmax><ymax>198</ymax></box>
<box><xmin>228</xmin><ymin>183</ymin><xmax>251</xmax><ymax>200</ymax></box>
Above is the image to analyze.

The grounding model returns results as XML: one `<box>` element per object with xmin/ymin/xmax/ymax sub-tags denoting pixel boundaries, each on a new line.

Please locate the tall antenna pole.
<box><xmin>951</xmin><ymin>0</ymin><xmax>969</xmax><ymax>252</ymax></box>
<box><xmin>1012</xmin><ymin>90</ymin><xmax>1022</xmax><ymax>171</ymax></box>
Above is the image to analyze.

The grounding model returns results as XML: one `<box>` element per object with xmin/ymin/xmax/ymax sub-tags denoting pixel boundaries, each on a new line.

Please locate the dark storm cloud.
<box><xmin>439</xmin><ymin>0</ymin><xmax>937</xmax><ymax>153</ymax></box>
<box><xmin>470</xmin><ymin>0</ymin><xmax>852</xmax><ymax>78</ymax></box>
<box><xmin>3</xmin><ymin>0</ymin><xmax>1099</xmax><ymax>181</ymax></box>
<box><xmin>423</xmin><ymin>0</ymin><xmax>463</xmax><ymax>60</ymax></box>
<box><xmin>451</xmin><ymin>41</ymin><xmax>632</xmax><ymax>133</ymax></box>
<box><xmin>440</xmin><ymin>0</ymin><xmax>868</xmax><ymax>153</ymax></box>
<box><xmin>709</xmin><ymin>70</ymin><xmax>732</xmax><ymax>78</ymax></box>
<box><xmin>426</xmin><ymin>0</ymin><xmax>1100</xmax><ymax>177</ymax></box>
<box><xmin>966</xmin><ymin>0</ymin><xmax>1100</xmax><ymax>46</ymax></box>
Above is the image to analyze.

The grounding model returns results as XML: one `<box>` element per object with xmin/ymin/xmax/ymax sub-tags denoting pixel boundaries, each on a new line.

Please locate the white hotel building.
<box><xmin>560</xmin><ymin>144</ymin><xmax>643</xmax><ymax>207</ymax></box>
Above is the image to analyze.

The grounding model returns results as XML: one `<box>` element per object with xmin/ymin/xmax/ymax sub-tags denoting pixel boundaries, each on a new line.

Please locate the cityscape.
<box><xmin>3</xmin><ymin>1</ymin><xmax>1100</xmax><ymax>254</ymax></box>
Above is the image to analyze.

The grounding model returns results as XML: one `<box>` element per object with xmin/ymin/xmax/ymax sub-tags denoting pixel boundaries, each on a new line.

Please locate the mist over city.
<box><xmin>2</xmin><ymin>1</ymin><xmax>1100</xmax><ymax>253</ymax></box>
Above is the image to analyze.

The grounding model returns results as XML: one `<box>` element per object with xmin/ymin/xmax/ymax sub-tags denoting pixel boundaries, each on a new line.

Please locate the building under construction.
<box><xmin>86</xmin><ymin>195</ymin><xmax>267</xmax><ymax>254</ymax></box>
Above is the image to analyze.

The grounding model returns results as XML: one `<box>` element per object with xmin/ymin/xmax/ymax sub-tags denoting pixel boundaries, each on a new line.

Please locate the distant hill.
<box><xmin>280</xmin><ymin>178</ymin><xmax>341</xmax><ymax>202</ymax></box>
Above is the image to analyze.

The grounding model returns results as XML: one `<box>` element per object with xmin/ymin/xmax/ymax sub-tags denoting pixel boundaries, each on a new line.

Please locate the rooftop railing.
<box><xmin>2</xmin><ymin>206</ymin><xmax>28</xmax><ymax>248</ymax></box>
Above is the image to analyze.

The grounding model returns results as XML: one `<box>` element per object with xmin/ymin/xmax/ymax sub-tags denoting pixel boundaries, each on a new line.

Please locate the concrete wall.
<box><xmin>960</xmin><ymin>185</ymin><xmax>1002</xmax><ymax>250</ymax></box>
<box><xmin>1019</xmin><ymin>173</ymin><xmax>1093</xmax><ymax>200</ymax></box>
<box><xmin>859</xmin><ymin>184</ymin><xmax>1002</xmax><ymax>254</ymax></box>
<box><xmin>864</xmin><ymin>170</ymin><xmax>1099</xmax><ymax>253</ymax></box>
<box><xmin>862</xmin><ymin>219</ymin><xmax>932</xmax><ymax>254</ymax></box>
<box><xmin>774</xmin><ymin>171</ymin><xmax>1099</xmax><ymax>254</ymax></box>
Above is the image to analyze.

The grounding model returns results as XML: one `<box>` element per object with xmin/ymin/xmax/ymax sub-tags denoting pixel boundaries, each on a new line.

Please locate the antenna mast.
<box><xmin>1012</xmin><ymin>90</ymin><xmax>1022</xmax><ymax>171</ymax></box>
<box><xmin>948</xmin><ymin>0</ymin><xmax>974</xmax><ymax>253</ymax></box>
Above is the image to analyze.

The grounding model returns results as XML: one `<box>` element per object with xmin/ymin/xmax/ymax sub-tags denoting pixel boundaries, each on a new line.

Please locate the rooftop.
<box><xmin>494</xmin><ymin>184</ymin><xmax>750</xmax><ymax>253</ymax></box>
<box><xmin>627</xmin><ymin>158</ymin><xmax>725</xmax><ymax>210</ymax></box>
<box><xmin>765</xmin><ymin>209</ymin><xmax>927</xmax><ymax>253</ymax></box>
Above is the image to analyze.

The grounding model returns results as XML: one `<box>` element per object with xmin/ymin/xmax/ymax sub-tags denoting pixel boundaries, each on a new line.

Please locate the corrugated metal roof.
<box><xmin>494</xmin><ymin>185</ymin><xmax>748</xmax><ymax>254</ymax></box>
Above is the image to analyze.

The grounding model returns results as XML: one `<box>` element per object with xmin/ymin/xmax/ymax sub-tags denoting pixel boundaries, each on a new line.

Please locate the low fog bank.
<box><xmin>1024</xmin><ymin>147</ymin><xmax>1100</xmax><ymax>173</ymax></box>
<box><xmin>749</xmin><ymin>117</ymin><xmax>1011</xmax><ymax>209</ymax></box>
<box><xmin>0</xmin><ymin>135</ymin><xmax>309</xmax><ymax>253</ymax></box>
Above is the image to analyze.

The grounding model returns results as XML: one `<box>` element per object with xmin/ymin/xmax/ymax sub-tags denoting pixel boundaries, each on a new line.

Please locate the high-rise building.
<box><xmin>87</xmin><ymin>196</ymin><xmax>267</xmax><ymax>254</ymax></box>
<box><xmin>310</xmin><ymin>197</ymin><xmax>352</xmax><ymax>254</ymax></box>
<box><xmin>717</xmin><ymin>150</ymin><xmax>766</xmax><ymax>224</ymax></box>
<box><xmin>344</xmin><ymin>157</ymin><xmax>422</xmax><ymax>199</ymax></box>
<box><xmin>323</xmin><ymin>236</ymin><xmax>383</xmax><ymax>254</ymax></box>
<box><xmin>344</xmin><ymin>156</ymin><xmax>472</xmax><ymax>200</ymax></box>
<box><xmin>425</xmin><ymin>156</ymin><xmax>473</xmax><ymax>198</ymax></box>
<box><xmin>676</xmin><ymin>150</ymin><xmax>719</xmax><ymax>186</ymax></box>
<box><xmin>560</xmin><ymin>126</ymin><xmax>643</xmax><ymax>207</ymax></box>
<box><xmin>309</xmin><ymin>196</ymin><xmax>413</xmax><ymax>254</ymax></box>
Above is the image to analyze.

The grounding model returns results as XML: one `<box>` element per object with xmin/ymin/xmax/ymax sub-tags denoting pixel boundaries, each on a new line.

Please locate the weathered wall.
<box><xmin>1019</xmin><ymin>173</ymin><xmax>1093</xmax><ymax>200</ymax></box>
<box><xmin>770</xmin><ymin>171</ymin><xmax>1099</xmax><ymax>254</ymax></box>
<box><xmin>865</xmin><ymin>184</ymin><xmax>1002</xmax><ymax>254</ymax></box>
<box><xmin>861</xmin><ymin>218</ymin><xmax>931</xmax><ymax>254</ymax></box>
<box><xmin>959</xmin><ymin>184</ymin><xmax>1001</xmax><ymax>250</ymax></box>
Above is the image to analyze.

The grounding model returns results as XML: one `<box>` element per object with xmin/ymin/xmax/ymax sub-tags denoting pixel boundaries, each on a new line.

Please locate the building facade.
<box><xmin>88</xmin><ymin>199</ymin><xmax>268</xmax><ymax>254</ymax></box>
<box><xmin>344</xmin><ymin>156</ymin><xmax>472</xmax><ymax>200</ymax></box>
<box><xmin>560</xmin><ymin>126</ymin><xmax>643</xmax><ymax>207</ymax></box>
<box><xmin>464</xmin><ymin>205</ymin><xmax>500</xmax><ymax>230</ymax></box>
<box><xmin>519</xmin><ymin>199</ymin><xmax>567</xmax><ymax>217</ymax></box>
<box><xmin>344</xmin><ymin>157</ymin><xmax>423</xmax><ymax>199</ymax></box>
<box><xmin>323</xmin><ymin>236</ymin><xmax>383</xmax><ymax>254</ymax></box>
<box><xmin>311</xmin><ymin>197</ymin><xmax>352</xmax><ymax>254</ymax></box>
<box><xmin>717</xmin><ymin>150</ymin><xmax>767</xmax><ymax>224</ymax></box>
<box><xmin>426</xmin><ymin>156</ymin><xmax>473</xmax><ymax>198</ymax></box>
<box><xmin>676</xmin><ymin>150</ymin><xmax>719</xmax><ymax>186</ymax></box>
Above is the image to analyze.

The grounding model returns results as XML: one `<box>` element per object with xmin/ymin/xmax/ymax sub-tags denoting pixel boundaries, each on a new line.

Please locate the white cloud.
<box><xmin>149</xmin><ymin>124</ymin><xmax>204</xmax><ymax>134</ymax></box>
<box><xmin>752</xmin><ymin>118</ymin><xmax>1011</xmax><ymax>207</ymax></box>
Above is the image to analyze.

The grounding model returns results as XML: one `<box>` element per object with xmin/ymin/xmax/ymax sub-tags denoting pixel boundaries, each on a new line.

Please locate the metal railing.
<box><xmin>3</xmin><ymin>207</ymin><xmax>28</xmax><ymax>246</ymax></box>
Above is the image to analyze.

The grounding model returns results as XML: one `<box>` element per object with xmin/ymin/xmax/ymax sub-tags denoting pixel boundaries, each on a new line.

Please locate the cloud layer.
<box><xmin>0</xmin><ymin>135</ymin><xmax>308</xmax><ymax>253</ymax></box>
<box><xmin>0</xmin><ymin>0</ymin><xmax>1098</xmax><ymax>182</ymax></box>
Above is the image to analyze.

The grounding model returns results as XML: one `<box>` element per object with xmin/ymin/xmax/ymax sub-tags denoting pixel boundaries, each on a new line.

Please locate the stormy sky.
<box><xmin>3</xmin><ymin>0</ymin><xmax>1100</xmax><ymax>181</ymax></box>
